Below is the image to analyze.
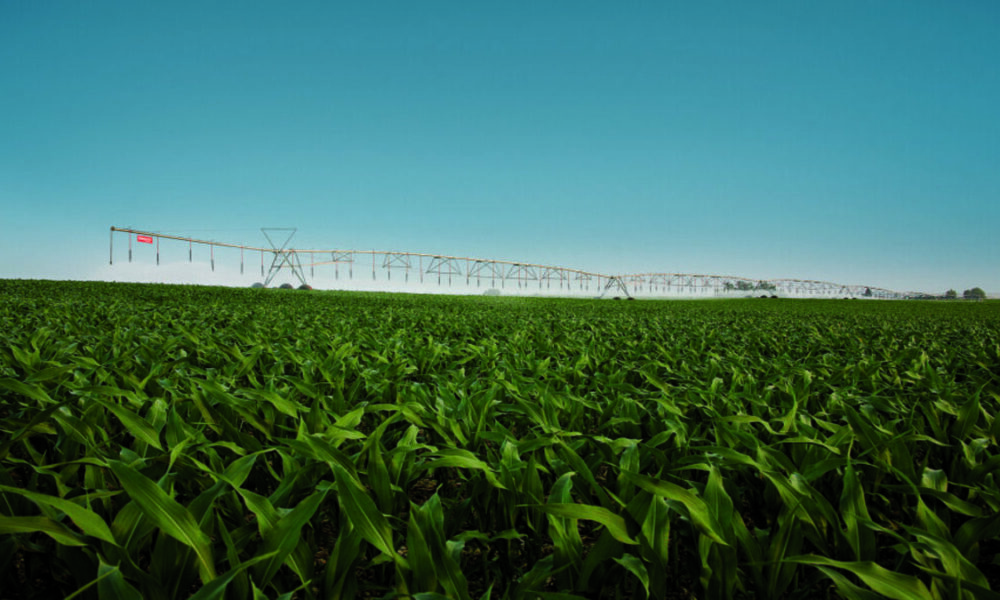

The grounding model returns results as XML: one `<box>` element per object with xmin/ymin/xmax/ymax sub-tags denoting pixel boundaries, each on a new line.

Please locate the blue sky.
<box><xmin>2</xmin><ymin>1</ymin><xmax>998</xmax><ymax>294</ymax></box>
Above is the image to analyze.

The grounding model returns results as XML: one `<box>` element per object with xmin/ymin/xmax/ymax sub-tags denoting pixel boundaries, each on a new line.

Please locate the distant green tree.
<box><xmin>945</xmin><ymin>289</ymin><xmax>958</xmax><ymax>299</ymax></box>
<box><xmin>963</xmin><ymin>287</ymin><xmax>986</xmax><ymax>300</ymax></box>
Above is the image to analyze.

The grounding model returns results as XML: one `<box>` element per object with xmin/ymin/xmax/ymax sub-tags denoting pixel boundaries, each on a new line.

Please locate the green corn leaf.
<box><xmin>842</xmin><ymin>404</ymin><xmax>889</xmax><ymax>464</ymax></box>
<box><xmin>408</xmin><ymin>494</ymin><xmax>470</xmax><ymax>600</ymax></box>
<box><xmin>955</xmin><ymin>513</ymin><xmax>1000</xmax><ymax>553</ymax></box>
<box><xmin>531</xmin><ymin>503</ymin><xmax>637</xmax><ymax>545</ymax></box>
<box><xmin>189</xmin><ymin>383</ymin><xmax>222</xmax><ymax>435</ymax></box>
<box><xmin>613</xmin><ymin>554</ymin><xmax>650</xmax><ymax>598</ymax></box>
<box><xmin>96</xmin><ymin>559</ymin><xmax>144</xmax><ymax>600</ymax></box>
<box><xmin>289</xmin><ymin>434</ymin><xmax>359</xmax><ymax>479</ymax></box>
<box><xmin>969</xmin><ymin>454</ymin><xmax>1000</xmax><ymax>480</ymax></box>
<box><xmin>424</xmin><ymin>448</ymin><xmax>507</xmax><ymax>490</ymax></box>
<box><xmin>920</xmin><ymin>468</ymin><xmax>948</xmax><ymax>492</ymax></box>
<box><xmin>786</xmin><ymin>555</ymin><xmax>932</xmax><ymax>600</ymax></box>
<box><xmin>915</xmin><ymin>497</ymin><xmax>949</xmax><ymax>540</ymax></box>
<box><xmin>0</xmin><ymin>400</ymin><xmax>70</xmax><ymax>461</ymax></box>
<box><xmin>0</xmin><ymin>485</ymin><xmax>116</xmax><ymax>545</ymax></box>
<box><xmin>0</xmin><ymin>514</ymin><xmax>86</xmax><ymax>546</ymax></box>
<box><xmin>814</xmin><ymin>566</ymin><xmax>884</xmax><ymax>600</ymax></box>
<box><xmin>638</xmin><ymin>493</ymin><xmax>671</xmax><ymax>571</ymax></box>
<box><xmin>25</xmin><ymin>363</ymin><xmax>76</xmax><ymax>384</ymax></box>
<box><xmin>254</xmin><ymin>490</ymin><xmax>326</xmax><ymax>587</ymax></box>
<box><xmin>188</xmin><ymin>552</ymin><xmax>279</xmax><ymax>600</ymax></box>
<box><xmin>334</xmin><ymin>405</ymin><xmax>366</xmax><ymax>429</ymax></box>
<box><xmin>109</xmin><ymin>501</ymin><xmax>156</xmax><ymax>556</ymax></box>
<box><xmin>547</xmin><ymin>471</ymin><xmax>584</xmax><ymax>576</ymax></box>
<box><xmin>241</xmin><ymin>388</ymin><xmax>300</xmax><ymax>418</ymax></box>
<box><xmin>323</xmin><ymin>518</ymin><xmax>363</xmax><ymax>599</ymax></box>
<box><xmin>407</xmin><ymin>504</ymin><xmax>438</xmax><ymax>593</ymax></box>
<box><xmin>236</xmin><ymin>488</ymin><xmax>279</xmax><ymax>534</ymax></box>
<box><xmin>510</xmin><ymin>555</ymin><xmax>556</xmax><ymax>597</ymax></box>
<box><xmin>250</xmin><ymin>581</ymin><xmax>269</xmax><ymax>600</ymax></box>
<box><xmin>0</xmin><ymin>377</ymin><xmax>56</xmax><ymax>405</ymax></box>
<box><xmin>214</xmin><ymin>513</ymin><xmax>245</xmax><ymax>598</ymax></box>
<box><xmin>922</xmin><ymin>488</ymin><xmax>983</xmax><ymax>517</ymax></box>
<box><xmin>908</xmin><ymin>566</ymin><xmax>1000</xmax><ymax>600</ymax></box>
<box><xmin>840</xmin><ymin>461</ymin><xmax>875</xmax><ymax>561</ymax></box>
<box><xmin>703</xmin><ymin>465</ymin><xmax>734</xmax><ymax>539</ymax></box>
<box><xmin>905</xmin><ymin>529</ymin><xmax>990</xmax><ymax>590</ymax></box>
<box><xmin>108</xmin><ymin>460</ymin><xmax>216</xmax><ymax>583</ymax></box>
<box><xmin>220</xmin><ymin>452</ymin><xmax>259</xmax><ymax>489</ymax></box>
<box><xmin>951</xmin><ymin>394</ymin><xmax>980</xmax><ymax>439</ymax></box>
<box><xmin>367</xmin><ymin>428</ymin><xmax>395</xmax><ymax>514</ymax></box>
<box><xmin>92</xmin><ymin>398</ymin><xmax>163</xmax><ymax>450</ymax></box>
<box><xmin>332</xmin><ymin>463</ymin><xmax>404</xmax><ymax>565</ymax></box>
<box><xmin>555</xmin><ymin>441</ymin><xmax>613</xmax><ymax>509</ymax></box>
<box><xmin>730</xmin><ymin>510</ymin><xmax>765</xmax><ymax>594</ymax></box>
<box><xmin>627</xmin><ymin>473</ymin><xmax>729</xmax><ymax>545</ymax></box>
<box><xmin>757</xmin><ymin>469</ymin><xmax>826</xmax><ymax>540</ymax></box>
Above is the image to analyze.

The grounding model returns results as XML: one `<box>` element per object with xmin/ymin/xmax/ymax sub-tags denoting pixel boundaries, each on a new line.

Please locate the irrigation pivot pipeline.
<box><xmin>108</xmin><ymin>226</ymin><xmax>918</xmax><ymax>299</ymax></box>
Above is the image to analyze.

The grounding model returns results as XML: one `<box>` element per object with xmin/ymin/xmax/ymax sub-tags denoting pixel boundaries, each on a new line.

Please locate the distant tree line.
<box><xmin>916</xmin><ymin>287</ymin><xmax>987</xmax><ymax>300</ymax></box>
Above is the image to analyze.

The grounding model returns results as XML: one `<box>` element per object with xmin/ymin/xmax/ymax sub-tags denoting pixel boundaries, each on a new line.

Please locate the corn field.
<box><xmin>1</xmin><ymin>280</ymin><xmax>999</xmax><ymax>599</ymax></box>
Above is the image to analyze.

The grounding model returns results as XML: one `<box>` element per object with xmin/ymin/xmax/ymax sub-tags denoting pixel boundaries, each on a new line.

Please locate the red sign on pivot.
<box><xmin>137</xmin><ymin>235</ymin><xmax>154</xmax><ymax>244</ymax></box>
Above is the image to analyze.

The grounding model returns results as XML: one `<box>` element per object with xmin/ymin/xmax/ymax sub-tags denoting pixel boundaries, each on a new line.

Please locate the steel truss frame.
<box><xmin>261</xmin><ymin>228</ymin><xmax>308</xmax><ymax>288</ymax></box>
<box><xmin>109</xmin><ymin>226</ymin><xmax>918</xmax><ymax>299</ymax></box>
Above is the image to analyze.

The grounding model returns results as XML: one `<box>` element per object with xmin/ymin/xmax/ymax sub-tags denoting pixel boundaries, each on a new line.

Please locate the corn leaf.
<box><xmin>332</xmin><ymin>463</ymin><xmax>404</xmax><ymax>565</ymax></box>
<box><xmin>786</xmin><ymin>555</ymin><xmax>933</xmax><ymax>600</ymax></box>
<box><xmin>108</xmin><ymin>460</ymin><xmax>216</xmax><ymax>583</ymax></box>
<box><xmin>627</xmin><ymin>473</ymin><xmax>729</xmax><ymax>545</ymax></box>
<box><xmin>531</xmin><ymin>503</ymin><xmax>637</xmax><ymax>545</ymax></box>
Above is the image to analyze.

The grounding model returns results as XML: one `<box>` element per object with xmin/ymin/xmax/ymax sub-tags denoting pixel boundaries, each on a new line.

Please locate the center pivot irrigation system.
<box><xmin>109</xmin><ymin>226</ymin><xmax>918</xmax><ymax>299</ymax></box>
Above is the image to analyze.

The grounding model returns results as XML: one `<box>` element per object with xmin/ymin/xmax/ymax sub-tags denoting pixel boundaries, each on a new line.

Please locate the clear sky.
<box><xmin>2</xmin><ymin>1</ymin><xmax>998</xmax><ymax>295</ymax></box>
